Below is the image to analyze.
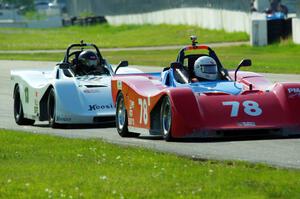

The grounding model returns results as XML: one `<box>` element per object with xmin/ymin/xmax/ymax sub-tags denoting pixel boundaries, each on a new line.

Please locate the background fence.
<box><xmin>64</xmin><ymin>0</ymin><xmax>299</xmax><ymax>35</ymax></box>
<box><xmin>65</xmin><ymin>0</ymin><xmax>251</xmax><ymax>16</ymax></box>
<box><xmin>65</xmin><ymin>0</ymin><xmax>299</xmax><ymax>16</ymax></box>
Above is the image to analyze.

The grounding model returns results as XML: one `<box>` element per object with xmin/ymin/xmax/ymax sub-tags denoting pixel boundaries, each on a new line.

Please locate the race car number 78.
<box><xmin>222</xmin><ymin>100</ymin><xmax>262</xmax><ymax>117</ymax></box>
<box><xmin>138</xmin><ymin>98</ymin><xmax>148</xmax><ymax>125</ymax></box>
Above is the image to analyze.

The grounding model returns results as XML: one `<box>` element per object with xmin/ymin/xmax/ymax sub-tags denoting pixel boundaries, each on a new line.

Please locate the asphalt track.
<box><xmin>1</xmin><ymin>60</ymin><xmax>300</xmax><ymax>169</ymax></box>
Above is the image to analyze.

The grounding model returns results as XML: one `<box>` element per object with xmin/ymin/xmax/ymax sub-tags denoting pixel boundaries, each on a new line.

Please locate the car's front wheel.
<box><xmin>116</xmin><ymin>92</ymin><xmax>139</xmax><ymax>137</ymax></box>
<box><xmin>13</xmin><ymin>85</ymin><xmax>35</xmax><ymax>125</ymax></box>
<box><xmin>160</xmin><ymin>96</ymin><xmax>173</xmax><ymax>141</ymax></box>
<box><xmin>47</xmin><ymin>88</ymin><xmax>59</xmax><ymax>128</ymax></box>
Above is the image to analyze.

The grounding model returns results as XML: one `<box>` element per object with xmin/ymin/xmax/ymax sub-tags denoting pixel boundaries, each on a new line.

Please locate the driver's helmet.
<box><xmin>78</xmin><ymin>51</ymin><xmax>99</xmax><ymax>73</ymax></box>
<box><xmin>194</xmin><ymin>56</ymin><xmax>218</xmax><ymax>81</ymax></box>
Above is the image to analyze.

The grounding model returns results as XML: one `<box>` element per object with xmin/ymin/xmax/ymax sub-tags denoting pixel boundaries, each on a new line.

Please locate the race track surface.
<box><xmin>1</xmin><ymin>60</ymin><xmax>300</xmax><ymax>169</ymax></box>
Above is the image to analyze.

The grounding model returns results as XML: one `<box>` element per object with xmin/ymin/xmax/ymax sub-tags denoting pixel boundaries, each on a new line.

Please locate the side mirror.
<box><xmin>115</xmin><ymin>60</ymin><xmax>128</xmax><ymax>73</ymax></box>
<box><xmin>238</xmin><ymin>59</ymin><xmax>251</xmax><ymax>67</ymax></box>
<box><xmin>234</xmin><ymin>59</ymin><xmax>251</xmax><ymax>81</ymax></box>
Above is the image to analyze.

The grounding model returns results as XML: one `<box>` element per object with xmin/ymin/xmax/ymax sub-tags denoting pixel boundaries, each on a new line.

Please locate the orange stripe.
<box><xmin>185</xmin><ymin>45</ymin><xmax>209</xmax><ymax>51</ymax></box>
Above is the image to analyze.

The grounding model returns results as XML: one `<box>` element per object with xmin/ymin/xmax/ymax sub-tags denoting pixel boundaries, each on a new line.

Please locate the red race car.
<box><xmin>111</xmin><ymin>36</ymin><xmax>300</xmax><ymax>141</ymax></box>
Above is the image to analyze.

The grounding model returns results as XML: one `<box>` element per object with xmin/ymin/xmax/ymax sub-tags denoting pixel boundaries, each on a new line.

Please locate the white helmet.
<box><xmin>194</xmin><ymin>56</ymin><xmax>218</xmax><ymax>80</ymax></box>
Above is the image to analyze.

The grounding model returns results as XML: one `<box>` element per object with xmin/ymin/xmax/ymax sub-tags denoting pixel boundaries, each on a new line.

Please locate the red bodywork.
<box><xmin>111</xmin><ymin>71</ymin><xmax>300</xmax><ymax>138</ymax></box>
<box><xmin>111</xmin><ymin>43</ymin><xmax>300</xmax><ymax>138</ymax></box>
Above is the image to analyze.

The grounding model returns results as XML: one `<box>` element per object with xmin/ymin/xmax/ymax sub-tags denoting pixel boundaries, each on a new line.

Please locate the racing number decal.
<box><xmin>138</xmin><ymin>98</ymin><xmax>148</xmax><ymax>125</ymax></box>
<box><xmin>222</xmin><ymin>100</ymin><xmax>262</xmax><ymax>117</ymax></box>
<box><xmin>243</xmin><ymin>101</ymin><xmax>262</xmax><ymax>116</ymax></box>
<box><xmin>222</xmin><ymin>101</ymin><xmax>239</xmax><ymax>117</ymax></box>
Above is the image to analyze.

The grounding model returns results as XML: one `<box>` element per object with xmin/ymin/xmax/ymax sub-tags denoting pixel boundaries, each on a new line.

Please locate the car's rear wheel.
<box><xmin>161</xmin><ymin>96</ymin><xmax>173</xmax><ymax>141</ymax></box>
<box><xmin>47</xmin><ymin>88</ymin><xmax>59</xmax><ymax>128</ymax></box>
<box><xmin>13</xmin><ymin>85</ymin><xmax>35</xmax><ymax>125</ymax></box>
<box><xmin>116</xmin><ymin>92</ymin><xmax>139</xmax><ymax>137</ymax></box>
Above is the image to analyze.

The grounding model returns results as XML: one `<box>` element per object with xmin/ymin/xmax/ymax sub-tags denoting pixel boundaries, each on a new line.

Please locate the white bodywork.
<box><xmin>11</xmin><ymin>63</ymin><xmax>142</xmax><ymax>124</ymax></box>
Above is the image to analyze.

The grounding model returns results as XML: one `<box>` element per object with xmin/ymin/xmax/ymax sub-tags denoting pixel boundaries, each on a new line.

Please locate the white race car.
<box><xmin>11</xmin><ymin>42</ymin><xmax>142</xmax><ymax>128</ymax></box>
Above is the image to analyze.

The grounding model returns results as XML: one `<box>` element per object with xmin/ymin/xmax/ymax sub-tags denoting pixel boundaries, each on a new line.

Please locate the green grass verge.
<box><xmin>0</xmin><ymin>129</ymin><xmax>300</xmax><ymax>198</ymax></box>
<box><xmin>104</xmin><ymin>43</ymin><xmax>300</xmax><ymax>74</ymax></box>
<box><xmin>0</xmin><ymin>24</ymin><xmax>248</xmax><ymax>50</ymax></box>
<box><xmin>1</xmin><ymin>43</ymin><xmax>300</xmax><ymax>74</ymax></box>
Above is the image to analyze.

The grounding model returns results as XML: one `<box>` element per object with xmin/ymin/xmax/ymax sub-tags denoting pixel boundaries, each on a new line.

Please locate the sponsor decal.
<box><xmin>83</xmin><ymin>89</ymin><xmax>101</xmax><ymax>93</ymax></box>
<box><xmin>88</xmin><ymin>104</ymin><xmax>114</xmax><ymax>111</ymax></box>
<box><xmin>287</xmin><ymin>88</ymin><xmax>300</xmax><ymax>98</ymax></box>
<box><xmin>34</xmin><ymin>99</ymin><xmax>39</xmax><ymax>114</ymax></box>
<box><xmin>117</xmin><ymin>80</ymin><xmax>122</xmax><ymax>90</ymax></box>
<box><xmin>237</xmin><ymin>122</ymin><xmax>256</xmax><ymax>127</ymax></box>
<box><xmin>34</xmin><ymin>106</ymin><xmax>38</xmax><ymax>114</ymax></box>
<box><xmin>129</xmin><ymin>100</ymin><xmax>135</xmax><ymax>109</ymax></box>
<box><xmin>24</xmin><ymin>87</ymin><xmax>29</xmax><ymax>103</ymax></box>
<box><xmin>128</xmin><ymin>118</ymin><xmax>135</xmax><ymax>125</ymax></box>
<box><xmin>77</xmin><ymin>76</ymin><xmax>103</xmax><ymax>82</ymax></box>
<box><xmin>128</xmin><ymin>99</ymin><xmax>135</xmax><ymax>118</ymax></box>
<box><xmin>56</xmin><ymin>116</ymin><xmax>72</xmax><ymax>122</ymax></box>
<box><xmin>129</xmin><ymin>109</ymin><xmax>133</xmax><ymax>117</ymax></box>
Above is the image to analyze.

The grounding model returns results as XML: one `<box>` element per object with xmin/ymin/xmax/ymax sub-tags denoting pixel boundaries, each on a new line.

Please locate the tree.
<box><xmin>1</xmin><ymin>0</ymin><xmax>34</xmax><ymax>7</ymax></box>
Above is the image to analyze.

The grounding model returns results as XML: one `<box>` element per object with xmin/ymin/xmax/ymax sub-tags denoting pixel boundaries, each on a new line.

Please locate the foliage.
<box><xmin>1</xmin><ymin>0</ymin><xmax>34</xmax><ymax>8</ymax></box>
<box><xmin>79</xmin><ymin>10</ymin><xmax>95</xmax><ymax>18</ymax></box>
<box><xmin>23</xmin><ymin>10</ymin><xmax>47</xmax><ymax>20</ymax></box>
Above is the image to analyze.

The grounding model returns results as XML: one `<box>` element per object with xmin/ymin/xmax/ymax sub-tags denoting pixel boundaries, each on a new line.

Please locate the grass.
<box><xmin>1</xmin><ymin>42</ymin><xmax>300</xmax><ymax>74</ymax></box>
<box><xmin>0</xmin><ymin>129</ymin><xmax>300</xmax><ymax>198</ymax></box>
<box><xmin>104</xmin><ymin>43</ymin><xmax>300</xmax><ymax>74</ymax></box>
<box><xmin>0</xmin><ymin>24</ymin><xmax>248</xmax><ymax>50</ymax></box>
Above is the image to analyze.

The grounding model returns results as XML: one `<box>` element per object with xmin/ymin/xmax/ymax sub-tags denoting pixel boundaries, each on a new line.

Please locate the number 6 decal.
<box><xmin>222</xmin><ymin>100</ymin><xmax>262</xmax><ymax>117</ymax></box>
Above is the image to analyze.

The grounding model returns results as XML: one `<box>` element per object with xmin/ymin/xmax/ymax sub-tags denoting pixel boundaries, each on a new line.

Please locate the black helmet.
<box><xmin>78</xmin><ymin>51</ymin><xmax>99</xmax><ymax>72</ymax></box>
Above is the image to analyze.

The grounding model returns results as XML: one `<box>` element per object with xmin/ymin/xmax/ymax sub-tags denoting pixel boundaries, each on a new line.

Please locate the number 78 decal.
<box><xmin>138</xmin><ymin>98</ymin><xmax>148</xmax><ymax>125</ymax></box>
<box><xmin>222</xmin><ymin>100</ymin><xmax>262</xmax><ymax>117</ymax></box>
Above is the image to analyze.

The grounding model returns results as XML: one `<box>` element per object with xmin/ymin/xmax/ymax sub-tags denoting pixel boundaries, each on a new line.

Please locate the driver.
<box><xmin>74</xmin><ymin>50</ymin><xmax>106</xmax><ymax>76</ymax></box>
<box><xmin>192</xmin><ymin>56</ymin><xmax>219</xmax><ymax>82</ymax></box>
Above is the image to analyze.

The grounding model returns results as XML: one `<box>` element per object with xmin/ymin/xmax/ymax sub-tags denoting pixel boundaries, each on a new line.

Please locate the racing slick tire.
<box><xmin>47</xmin><ymin>88</ymin><xmax>60</xmax><ymax>128</ymax></box>
<box><xmin>160</xmin><ymin>96</ymin><xmax>173</xmax><ymax>141</ymax></box>
<box><xmin>116</xmin><ymin>92</ymin><xmax>139</xmax><ymax>137</ymax></box>
<box><xmin>13</xmin><ymin>85</ymin><xmax>35</xmax><ymax>125</ymax></box>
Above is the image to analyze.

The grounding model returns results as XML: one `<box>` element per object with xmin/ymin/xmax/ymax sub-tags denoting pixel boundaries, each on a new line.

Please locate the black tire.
<box><xmin>160</xmin><ymin>96</ymin><xmax>173</xmax><ymax>141</ymax></box>
<box><xmin>13</xmin><ymin>85</ymin><xmax>35</xmax><ymax>125</ymax></box>
<box><xmin>115</xmin><ymin>92</ymin><xmax>139</xmax><ymax>137</ymax></box>
<box><xmin>47</xmin><ymin>88</ymin><xmax>60</xmax><ymax>128</ymax></box>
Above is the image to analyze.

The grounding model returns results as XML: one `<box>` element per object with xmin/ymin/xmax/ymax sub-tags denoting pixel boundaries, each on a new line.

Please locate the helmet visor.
<box><xmin>87</xmin><ymin>59</ymin><xmax>97</xmax><ymax>67</ymax></box>
<box><xmin>201</xmin><ymin>64</ymin><xmax>218</xmax><ymax>74</ymax></box>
